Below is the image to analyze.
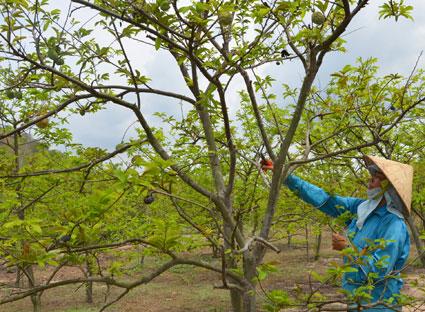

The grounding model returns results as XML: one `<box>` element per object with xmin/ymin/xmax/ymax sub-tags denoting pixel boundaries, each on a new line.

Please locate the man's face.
<box><xmin>368</xmin><ymin>171</ymin><xmax>387</xmax><ymax>190</ymax></box>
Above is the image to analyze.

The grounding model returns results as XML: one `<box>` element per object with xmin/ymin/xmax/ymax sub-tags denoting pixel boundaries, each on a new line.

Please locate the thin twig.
<box><xmin>100</xmin><ymin>288</ymin><xmax>130</xmax><ymax>312</ymax></box>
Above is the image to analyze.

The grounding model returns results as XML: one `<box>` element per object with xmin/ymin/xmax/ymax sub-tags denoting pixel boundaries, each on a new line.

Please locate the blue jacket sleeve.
<box><xmin>284</xmin><ymin>174</ymin><xmax>364</xmax><ymax>220</ymax></box>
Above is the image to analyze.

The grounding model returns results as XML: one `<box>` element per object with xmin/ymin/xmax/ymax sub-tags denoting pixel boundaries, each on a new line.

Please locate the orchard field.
<box><xmin>1</xmin><ymin>230</ymin><xmax>424</xmax><ymax>312</ymax></box>
<box><xmin>2</xmin><ymin>1</ymin><xmax>425</xmax><ymax>311</ymax></box>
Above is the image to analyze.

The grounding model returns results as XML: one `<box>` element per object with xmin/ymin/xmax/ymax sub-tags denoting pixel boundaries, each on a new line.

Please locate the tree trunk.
<box><xmin>242</xmin><ymin>253</ymin><xmax>257</xmax><ymax>312</ymax></box>
<box><xmin>314</xmin><ymin>232</ymin><xmax>322</xmax><ymax>260</ymax></box>
<box><xmin>305</xmin><ymin>224</ymin><xmax>310</xmax><ymax>262</ymax></box>
<box><xmin>223</xmin><ymin>219</ymin><xmax>243</xmax><ymax>312</ymax></box>
<box><xmin>86</xmin><ymin>282</ymin><xmax>93</xmax><ymax>304</ymax></box>
<box><xmin>212</xmin><ymin>243</ymin><xmax>220</xmax><ymax>258</ymax></box>
<box><xmin>242</xmin><ymin>291</ymin><xmax>256</xmax><ymax>312</ymax></box>
<box><xmin>30</xmin><ymin>294</ymin><xmax>42</xmax><ymax>312</ymax></box>
<box><xmin>15</xmin><ymin>266</ymin><xmax>23</xmax><ymax>287</ymax></box>
<box><xmin>26</xmin><ymin>265</ymin><xmax>42</xmax><ymax>312</ymax></box>
<box><xmin>85</xmin><ymin>256</ymin><xmax>93</xmax><ymax>304</ymax></box>
<box><xmin>406</xmin><ymin>215</ymin><xmax>425</xmax><ymax>268</ymax></box>
<box><xmin>287</xmin><ymin>230</ymin><xmax>291</xmax><ymax>247</ymax></box>
<box><xmin>230</xmin><ymin>289</ymin><xmax>243</xmax><ymax>312</ymax></box>
<box><xmin>228</xmin><ymin>254</ymin><xmax>243</xmax><ymax>312</ymax></box>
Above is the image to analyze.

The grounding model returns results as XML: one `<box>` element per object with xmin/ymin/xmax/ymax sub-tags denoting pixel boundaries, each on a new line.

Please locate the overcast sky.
<box><xmin>55</xmin><ymin>1</ymin><xmax>425</xmax><ymax>153</ymax></box>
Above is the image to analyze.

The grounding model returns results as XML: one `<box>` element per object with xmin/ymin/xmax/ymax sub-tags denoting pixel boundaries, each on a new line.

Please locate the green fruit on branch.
<box><xmin>36</xmin><ymin>117</ymin><xmax>49</xmax><ymax>129</ymax></box>
<box><xmin>218</xmin><ymin>10</ymin><xmax>232</xmax><ymax>26</ymax></box>
<box><xmin>6</xmin><ymin>89</ymin><xmax>15</xmax><ymax>99</ymax></box>
<box><xmin>47</xmin><ymin>48</ymin><xmax>59</xmax><ymax>61</ymax></box>
<box><xmin>312</xmin><ymin>11</ymin><xmax>326</xmax><ymax>25</ymax></box>
<box><xmin>144</xmin><ymin>194</ymin><xmax>155</xmax><ymax>205</ymax></box>
<box><xmin>133</xmin><ymin>2</ymin><xmax>151</xmax><ymax>24</ymax></box>
<box><xmin>14</xmin><ymin>90</ymin><xmax>23</xmax><ymax>99</ymax></box>
<box><xmin>158</xmin><ymin>0</ymin><xmax>170</xmax><ymax>11</ymax></box>
<box><xmin>56</xmin><ymin>58</ymin><xmax>64</xmax><ymax>65</ymax></box>
<box><xmin>131</xmin><ymin>155</ymin><xmax>141</xmax><ymax>164</ymax></box>
<box><xmin>133</xmin><ymin>12</ymin><xmax>145</xmax><ymax>23</ymax></box>
<box><xmin>60</xmin><ymin>235</ymin><xmax>71</xmax><ymax>243</ymax></box>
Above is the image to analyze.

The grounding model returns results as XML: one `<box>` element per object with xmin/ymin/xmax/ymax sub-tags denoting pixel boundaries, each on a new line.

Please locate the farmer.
<box><xmin>261</xmin><ymin>155</ymin><xmax>413</xmax><ymax>311</ymax></box>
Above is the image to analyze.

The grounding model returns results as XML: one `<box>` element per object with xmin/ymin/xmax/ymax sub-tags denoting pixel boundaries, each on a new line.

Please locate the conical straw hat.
<box><xmin>363</xmin><ymin>155</ymin><xmax>414</xmax><ymax>215</ymax></box>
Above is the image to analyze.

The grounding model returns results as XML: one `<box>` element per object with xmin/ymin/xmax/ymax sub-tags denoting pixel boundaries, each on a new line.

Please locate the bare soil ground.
<box><xmin>0</xmin><ymin>233</ymin><xmax>424</xmax><ymax>312</ymax></box>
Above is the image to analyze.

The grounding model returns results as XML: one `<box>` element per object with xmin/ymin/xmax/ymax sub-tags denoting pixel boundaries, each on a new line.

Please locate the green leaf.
<box><xmin>155</xmin><ymin>37</ymin><xmax>162</xmax><ymax>50</ymax></box>
<box><xmin>147</xmin><ymin>235</ymin><xmax>163</xmax><ymax>248</ymax></box>
<box><xmin>12</xmin><ymin>35</ymin><xmax>26</xmax><ymax>43</ymax></box>
<box><xmin>257</xmin><ymin>267</ymin><xmax>267</xmax><ymax>281</ymax></box>
<box><xmin>229</xmin><ymin>268</ymin><xmax>244</xmax><ymax>275</ymax></box>
<box><xmin>258</xmin><ymin>8</ymin><xmax>271</xmax><ymax>17</ymax></box>
<box><xmin>114</xmin><ymin>169</ymin><xmax>127</xmax><ymax>184</ymax></box>
<box><xmin>45</xmin><ymin>259</ymin><xmax>58</xmax><ymax>266</ymax></box>
<box><xmin>31</xmin><ymin>223</ymin><xmax>42</xmax><ymax>234</ymax></box>
<box><xmin>179</xmin><ymin>6</ymin><xmax>191</xmax><ymax>14</ymax></box>
<box><xmin>343</xmin><ymin>266</ymin><xmax>358</xmax><ymax>273</ymax></box>
<box><xmin>5</xmin><ymin>220</ymin><xmax>24</xmax><ymax>228</ymax></box>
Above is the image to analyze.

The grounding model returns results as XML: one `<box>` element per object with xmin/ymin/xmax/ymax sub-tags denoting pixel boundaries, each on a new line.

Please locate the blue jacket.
<box><xmin>284</xmin><ymin>174</ymin><xmax>410</xmax><ymax>311</ymax></box>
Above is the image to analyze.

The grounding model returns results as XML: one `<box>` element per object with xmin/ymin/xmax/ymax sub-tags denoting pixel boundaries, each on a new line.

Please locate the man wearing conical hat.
<box><xmin>261</xmin><ymin>155</ymin><xmax>413</xmax><ymax>311</ymax></box>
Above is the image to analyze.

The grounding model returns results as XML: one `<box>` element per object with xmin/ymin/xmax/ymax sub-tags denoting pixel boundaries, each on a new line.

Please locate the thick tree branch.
<box><xmin>239</xmin><ymin>68</ymin><xmax>276</xmax><ymax>160</ymax></box>
<box><xmin>92</xmin><ymin>85</ymin><xmax>196</xmax><ymax>105</ymax></box>
<box><xmin>255</xmin><ymin>68</ymin><xmax>320</xmax><ymax>264</ymax></box>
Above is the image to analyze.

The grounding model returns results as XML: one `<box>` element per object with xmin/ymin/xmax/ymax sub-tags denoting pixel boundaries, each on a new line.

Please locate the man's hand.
<box><xmin>332</xmin><ymin>233</ymin><xmax>349</xmax><ymax>251</ymax></box>
<box><xmin>260</xmin><ymin>159</ymin><xmax>273</xmax><ymax>172</ymax></box>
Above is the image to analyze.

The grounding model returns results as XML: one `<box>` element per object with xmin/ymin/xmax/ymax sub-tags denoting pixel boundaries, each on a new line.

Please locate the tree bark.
<box><xmin>314</xmin><ymin>232</ymin><xmax>322</xmax><ymax>261</ymax></box>
<box><xmin>85</xmin><ymin>256</ymin><xmax>93</xmax><ymax>303</ymax></box>
<box><xmin>305</xmin><ymin>224</ymin><xmax>310</xmax><ymax>262</ymax></box>
<box><xmin>242</xmin><ymin>291</ymin><xmax>256</xmax><ymax>312</ymax></box>
<box><xmin>230</xmin><ymin>290</ymin><xmax>243</xmax><ymax>312</ymax></box>
<box><xmin>406</xmin><ymin>215</ymin><xmax>425</xmax><ymax>268</ymax></box>
<box><xmin>287</xmin><ymin>230</ymin><xmax>291</xmax><ymax>247</ymax></box>
<box><xmin>242</xmin><ymin>253</ymin><xmax>257</xmax><ymax>312</ymax></box>
<box><xmin>30</xmin><ymin>293</ymin><xmax>42</xmax><ymax>312</ymax></box>
<box><xmin>27</xmin><ymin>266</ymin><xmax>42</xmax><ymax>312</ymax></box>
<box><xmin>223</xmin><ymin>218</ymin><xmax>243</xmax><ymax>312</ymax></box>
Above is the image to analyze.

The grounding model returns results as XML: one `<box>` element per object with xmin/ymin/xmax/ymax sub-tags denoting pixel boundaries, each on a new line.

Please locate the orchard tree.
<box><xmin>0</xmin><ymin>85</ymin><xmax>150</xmax><ymax>311</ymax></box>
<box><xmin>1</xmin><ymin>1</ymin><xmax>424</xmax><ymax>312</ymax></box>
